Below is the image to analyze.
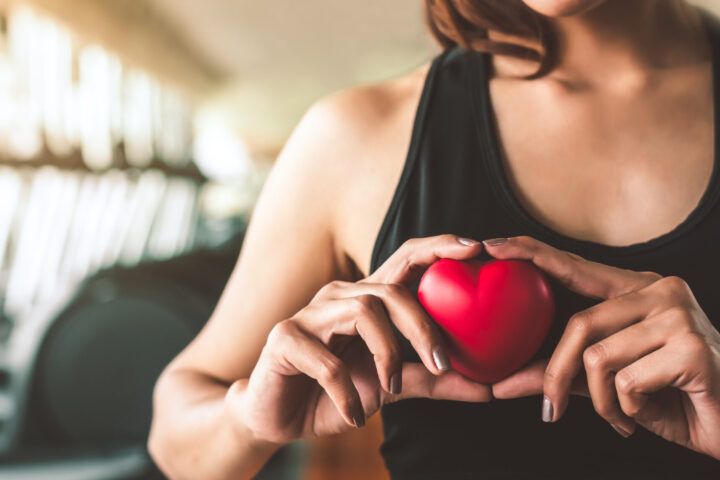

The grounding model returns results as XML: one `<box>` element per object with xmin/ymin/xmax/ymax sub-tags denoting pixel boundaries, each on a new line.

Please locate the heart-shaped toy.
<box><xmin>417</xmin><ymin>258</ymin><xmax>554</xmax><ymax>383</ymax></box>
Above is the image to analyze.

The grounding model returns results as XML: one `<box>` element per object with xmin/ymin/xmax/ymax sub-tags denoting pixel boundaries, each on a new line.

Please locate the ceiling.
<box><xmin>145</xmin><ymin>0</ymin><xmax>437</xmax><ymax>152</ymax></box>
<box><xmin>147</xmin><ymin>0</ymin><xmax>433</xmax><ymax>81</ymax></box>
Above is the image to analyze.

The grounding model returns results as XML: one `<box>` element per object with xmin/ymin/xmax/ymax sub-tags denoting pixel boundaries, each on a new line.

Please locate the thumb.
<box><xmin>491</xmin><ymin>359</ymin><xmax>590</xmax><ymax>399</ymax></box>
<box><xmin>384</xmin><ymin>362</ymin><xmax>493</xmax><ymax>404</ymax></box>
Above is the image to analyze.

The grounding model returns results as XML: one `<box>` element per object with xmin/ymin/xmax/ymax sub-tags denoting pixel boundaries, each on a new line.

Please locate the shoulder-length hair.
<box><xmin>424</xmin><ymin>0</ymin><xmax>557</xmax><ymax>77</ymax></box>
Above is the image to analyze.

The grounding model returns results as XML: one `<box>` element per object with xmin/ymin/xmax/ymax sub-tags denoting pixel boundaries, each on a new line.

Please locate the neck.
<box><xmin>491</xmin><ymin>0</ymin><xmax>710</xmax><ymax>86</ymax></box>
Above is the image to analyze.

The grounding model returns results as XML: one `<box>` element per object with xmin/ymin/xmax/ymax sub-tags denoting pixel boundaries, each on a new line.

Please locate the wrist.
<box><xmin>223</xmin><ymin>379</ymin><xmax>287</xmax><ymax>452</ymax></box>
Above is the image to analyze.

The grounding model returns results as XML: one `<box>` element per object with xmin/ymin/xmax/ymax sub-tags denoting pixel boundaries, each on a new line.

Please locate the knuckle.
<box><xmin>266</xmin><ymin>320</ymin><xmax>297</xmax><ymax>347</ymax></box>
<box><xmin>621</xmin><ymin>403</ymin><xmax>642</xmax><ymax>419</ymax></box>
<box><xmin>318</xmin><ymin>280</ymin><xmax>343</xmax><ymax>297</ymax></box>
<box><xmin>665</xmin><ymin>305</ymin><xmax>695</xmax><ymax>330</ymax></box>
<box><xmin>618</xmin><ymin>397</ymin><xmax>641</xmax><ymax>417</ymax></box>
<box><xmin>401</xmin><ymin>237</ymin><xmax>421</xmax><ymax>251</ymax></box>
<box><xmin>543</xmin><ymin>367</ymin><xmax>562</xmax><ymax>390</ymax></box>
<box><xmin>639</xmin><ymin>271</ymin><xmax>663</xmax><ymax>283</ymax></box>
<box><xmin>349</xmin><ymin>295</ymin><xmax>378</xmax><ymax>316</ymax></box>
<box><xmin>439</xmin><ymin>233</ymin><xmax>457</xmax><ymax>243</ymax></box>
<box><xmin>318</xmin><ymin>358</ymin><xmax>347</xmax><ymax>385</ymax></box>
<box><xmin>614</xmin><ymin>367</ymin><xmax>636</xmax><ymax>396</ymax></box>
<box><xmin>399</xmin><ymin>254</ymin><xmax>418</xmax><ymax>276</ymax></box>
<box><xmin>656</xmin><ymin>276</ymin><xmax>691</xmax><ymax>302</ymax></box>
<box><xmin>272</xmin><ymin>319</ymin><xmax>297</xmax><ymax>338</ymax></box>
<box><xmin>567</xmin><ymin>311</ymin><xmax>593</xmax><ymax>339</ymax></box>
<box><xmin>583</xmin><ymin>343</ymin><xmax>608</xmax><ymax>370</ymax></box>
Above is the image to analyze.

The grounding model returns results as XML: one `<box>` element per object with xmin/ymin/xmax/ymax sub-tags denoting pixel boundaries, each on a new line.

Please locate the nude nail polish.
<box><xmin>390</xmin><ymin>372</ymin><xmax>402</xmax><ymax>395</ymax></box>
<box><xmin>483</xmin><ymin>237</ymin><xmax>508</xmax><ymax>246</ymax></box>
<box><xmin>353</xmin><ymin>414</ymin><xmax>365</xmax><ymax>428</ymax></box>
<box><xmin>542</xmin><ymin>395</ymin><xmax>554</xmax><ymax>422</ymax></box>
<box><xmin>611</xmin><ymin>424</ymin><xmax>632</xmax><ymax>438</ymax></box>
<box><xmin>458</xmin><ymin>237</ymin><xmax>479</xmax><ymax>246</ymax></box>
<box><xmin>432</xmin><ymin>347</ymin><xmax>451</xmax><ymax>372</ymax></box>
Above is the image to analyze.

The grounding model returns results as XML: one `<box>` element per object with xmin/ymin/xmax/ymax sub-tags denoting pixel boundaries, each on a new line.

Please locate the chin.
<box><xmin>522</xmin><ymin>0</ymin><xmax>607</xmax><ymax>17</ymax></box>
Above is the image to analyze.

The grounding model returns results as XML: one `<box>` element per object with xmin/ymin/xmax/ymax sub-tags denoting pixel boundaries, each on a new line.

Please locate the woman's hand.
<box><xmin>227</xmin><ymin>235</ymin><xmax>492</xmax><ymax>445</ymax></box>
<box><xmin>485</xmin><ymin>236</ymin><xmax>720</xmax><ymax>461</ymax></box>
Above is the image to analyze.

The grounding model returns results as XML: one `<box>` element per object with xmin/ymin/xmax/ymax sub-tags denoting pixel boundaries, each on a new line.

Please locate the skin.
<box><xmin>148</xmin><ymin>0</ymin><xmax>720</xmax><ymax>478</ymax></box>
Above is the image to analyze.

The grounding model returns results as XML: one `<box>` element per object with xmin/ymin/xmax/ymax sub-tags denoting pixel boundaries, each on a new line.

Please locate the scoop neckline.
<box><xmin>470</xmin><ymin>9</ymin><xmax>720</xmax><ymax>258</ymax></box>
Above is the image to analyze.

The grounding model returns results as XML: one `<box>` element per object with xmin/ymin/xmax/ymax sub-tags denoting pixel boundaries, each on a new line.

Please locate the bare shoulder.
<box><xmin>289</xmin><ymin>62</ymin><xmax>430</xmax><ymax>171</ymax></box>
<box><xmin>260</xmin><ymin>62</ymin><xmax>429</xmax><ymax>224</ymax></box>
<box><xmin>291</xmin><ymin>63</ymin><xmax>432</xmax><ymax>277</ymax></box>
<box><xmin>314</xmin><ymin>62</ymin><xmax>431</xmax><ymax>129</ymax></box>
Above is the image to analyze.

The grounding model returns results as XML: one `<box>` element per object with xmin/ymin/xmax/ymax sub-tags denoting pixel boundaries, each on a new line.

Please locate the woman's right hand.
<box><xmin>225</xmin><ymin>234</ymin><xmax>493</xmax><ymax>444</ymax></box>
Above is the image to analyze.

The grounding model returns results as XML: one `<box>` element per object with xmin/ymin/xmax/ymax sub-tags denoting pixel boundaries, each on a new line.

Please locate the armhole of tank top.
<box><xmin>368</xmin><ymin>51</ymin><xmax>449</xmax><ymax>275</ymax></box>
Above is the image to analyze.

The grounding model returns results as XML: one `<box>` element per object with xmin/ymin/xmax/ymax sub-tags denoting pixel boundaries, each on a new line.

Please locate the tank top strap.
<box><xmin>369</xmin><ymin>46</ymin><xmax>504</xmax><ymax>275</ymax></box>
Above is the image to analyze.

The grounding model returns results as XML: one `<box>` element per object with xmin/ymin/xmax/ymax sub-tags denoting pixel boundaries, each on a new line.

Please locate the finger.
<box><xmin>491</xmin><ymin>358</ymin><xmax>589</xmax><ymax>399</ymax></box>
<box><xmin>384</xmin><ymin>362</ymin><xmax>492</xmax><ymax>404</ymax></box>
<box><xmin>543</xmin><ymin>287</ymin><xmax>661</xmax><ymax>422</ymax></box>
<box><xmin>368</xmin><ymin>234</ymin><xmax>483</xmax><ymax>285</ymax></box>
<box><xmin>615</xmin><ymin>333</ymin><xmax>716</xmax><ymax>422</ymax></box>
<box><xmin>296</xmin><ymin>295</ymin><xmax>403</xmax><ymax>394</ymax></box>
<box><xmin>482</xmin><ymin>236</ymin><xmax>661</xmax><ymax>300</ymax></box>
<box><xmin>327</xmin><ymin>282</ymin><xmax>451</xmax><ymax>376</ymax></box>
<box><xmin>266</xmin><ymin>320</ymin><xmax>365</xmax><ymax>428</ymax></box>
<box><xmin>582</xmin><ymin>308</ymin><xmax>678</xmax><ymax>434</ymax></box>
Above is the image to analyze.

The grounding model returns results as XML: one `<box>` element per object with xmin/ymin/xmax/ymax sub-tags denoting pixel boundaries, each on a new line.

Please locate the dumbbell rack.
<box><xmin>0</xmin><ymin>165</ymin><xmax>206</xmax><ymax>320</ymax></box>
<box><xmin>0</xmin><ymin>160</ymin><xmax>237</xmax><ymax>463</ymax></box>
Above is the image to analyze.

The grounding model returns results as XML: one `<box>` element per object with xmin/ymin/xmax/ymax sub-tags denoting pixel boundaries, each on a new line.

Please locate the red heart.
<box><xmin>418</xmin><ymin>258</ymin><xmax>555</xmax><ymax>383</ymax></box>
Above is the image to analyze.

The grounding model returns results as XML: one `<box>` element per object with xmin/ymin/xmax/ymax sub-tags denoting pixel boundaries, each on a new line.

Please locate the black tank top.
<box><xmin>368</xmin><ymin>10</ymin><xmax>720</xmax><ymax>480</ymax></box>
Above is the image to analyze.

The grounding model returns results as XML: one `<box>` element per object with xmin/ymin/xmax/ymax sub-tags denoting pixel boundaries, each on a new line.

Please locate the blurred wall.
<box><xmin>148</xmin><ymin>0</ymin><xmax>437</xmax><ymax>155</ymax></box>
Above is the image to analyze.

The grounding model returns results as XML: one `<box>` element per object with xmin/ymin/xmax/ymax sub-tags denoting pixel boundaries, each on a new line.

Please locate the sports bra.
<box><xmin>368</xmin><ymin>9</ymin><xmax>720</xmax><ymax>479</ymax></box>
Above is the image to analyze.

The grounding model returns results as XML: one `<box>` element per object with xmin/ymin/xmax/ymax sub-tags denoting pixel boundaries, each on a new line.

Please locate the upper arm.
<box><xmin>169</xmin><ymin>91</ymin><xmax>372</xmax><ymax>382</ymax></box>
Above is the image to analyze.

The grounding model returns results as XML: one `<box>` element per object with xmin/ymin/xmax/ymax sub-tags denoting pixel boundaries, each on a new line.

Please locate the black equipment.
<box><xmin>0</xmin><ymin>232</ymin><xmax>305</xmax><ymax>479</ymax></box>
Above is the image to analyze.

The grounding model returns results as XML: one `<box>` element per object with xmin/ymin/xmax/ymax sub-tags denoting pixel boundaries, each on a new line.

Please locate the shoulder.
<box><xmin>273</xmin><ymin>61</ymin><xmax>432</xmax><ymax>216</ymax></box>
<box><xmin>285</xmin><ymin>62</ymin><xmax>431</xmax><ymax>167</ymax></box>
<box><xmin>266</xmin><ymin>62</ymin><xmax>432</xmax><ymax>275</ymax></box>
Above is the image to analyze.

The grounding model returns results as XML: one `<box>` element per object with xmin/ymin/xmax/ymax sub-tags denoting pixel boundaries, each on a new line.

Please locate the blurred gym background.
<box><xmin>0</xmin><ymin>1</ymin><xmax>716</xmax><ymax>479</ymax></box>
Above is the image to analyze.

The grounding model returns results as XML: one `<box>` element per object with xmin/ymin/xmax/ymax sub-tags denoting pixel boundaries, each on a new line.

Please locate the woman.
<box><xmin>148</xmin><ymin>0</ymin><xmax>720</xmax><ymax>478</ymax></box>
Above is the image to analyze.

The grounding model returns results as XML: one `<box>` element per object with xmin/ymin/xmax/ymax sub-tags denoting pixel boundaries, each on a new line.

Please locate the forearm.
<box><xmin>148</xmin><ymin>368</ymin><xmax>281</xmax><ymax>480</ymax></box>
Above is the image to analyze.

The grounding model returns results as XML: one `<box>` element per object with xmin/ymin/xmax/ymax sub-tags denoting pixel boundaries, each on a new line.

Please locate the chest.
<box><xmin>489</xmin><ymin>71</ymin><xmax>715</xmax><ymax>247</ymax></box>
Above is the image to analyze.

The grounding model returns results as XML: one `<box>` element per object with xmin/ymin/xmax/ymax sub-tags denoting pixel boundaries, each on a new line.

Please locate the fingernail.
<box><xmin>458</xmin><ymin>237</ymin><xmax>480</xmax><ymax>246</ymax></box>
<box><xmin>390</xmin><ymin>372</ymin><xmax>402</xmax><ymax>395</ymax></box>
<box><xmin>432</xmin><ymin>347</ymin><xmax>451</xmax><ymax>372</ymax></box>
<box><xmin>483</xmin><ymin>237</ymin><xmax>508</xmax><ymax>246</ymax></box>
<box><xmin>541</xmin><ymin>395</ymin><xmax>554</xmax><ymax>422</ymax></box>
<box><xmin>353</xmin><ymin>413</ymin><xmax>365</xmax><ymax>428</ymax></box>
<box><xmin>611</xmin><ymin>424</ymin><xmax>632</xmax><ymax>438</ymax></box>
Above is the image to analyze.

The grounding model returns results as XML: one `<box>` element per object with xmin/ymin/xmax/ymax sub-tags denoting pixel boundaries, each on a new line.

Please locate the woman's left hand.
<box><xmin>484</xmin><ymin>236</ymin><xmax>720</xmax><ymax>460</ymax></box>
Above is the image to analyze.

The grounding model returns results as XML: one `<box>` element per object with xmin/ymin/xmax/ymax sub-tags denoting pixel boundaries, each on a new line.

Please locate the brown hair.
<box><xmin>424</xmin><ymin>0</ymin><xmax>556</xmax><ymax>77</ymax></box>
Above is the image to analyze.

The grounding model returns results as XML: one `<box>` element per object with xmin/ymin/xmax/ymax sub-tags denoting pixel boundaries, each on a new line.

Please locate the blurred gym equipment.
<box><xmin>0</xmin><ymin>231</ymin><xmax>305</xmax><ymax>479</ymax></box>
<box><xmin>0</xmin><ymin>7</ymin><xmax>271</xmax><ymax>477</ymax></box>
<box><xmin>0</xmin><ymin>234</ymin><xmax>240</xmax><ymax>478</ymax></box>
